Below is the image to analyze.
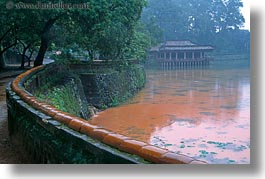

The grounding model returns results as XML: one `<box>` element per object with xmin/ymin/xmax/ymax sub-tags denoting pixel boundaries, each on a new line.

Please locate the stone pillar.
<box><xmin>200</xmin><ymin>52</ymin><xmax>203</xmax><ymax>58</ymax></box>
<box><xmin>192</xmin><ymin>52</ymin><xmax>194</xmax><ymax>59</ymax></box>
<box><xmin>184</xmin><ymin>52</ymin><xmax>186</xmax><ymax>59</ymax></box>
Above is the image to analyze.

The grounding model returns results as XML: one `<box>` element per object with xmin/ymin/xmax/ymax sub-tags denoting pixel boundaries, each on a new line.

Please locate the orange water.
<box><xmin>90</xmin><ymin>68</ymin><xmax>250</xmax><ymax>164</ymax></box>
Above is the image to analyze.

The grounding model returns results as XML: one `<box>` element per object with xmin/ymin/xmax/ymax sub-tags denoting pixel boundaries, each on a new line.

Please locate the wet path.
<box><xmin>90</xmin><ymin>68</ymin><xmax>250</xmax><ymax>164</ymax></box>
<box><xmin>0</xmin><ymin>76</ymin><xmax>26</xmax><ymax>163</ymax></box>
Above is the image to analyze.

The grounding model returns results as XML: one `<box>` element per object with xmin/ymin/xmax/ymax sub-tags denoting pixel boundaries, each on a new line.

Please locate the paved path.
<box><xmin>0</xmin><ymin>74</ymin><xmax>28</xmax><ymax>163</ymax></box>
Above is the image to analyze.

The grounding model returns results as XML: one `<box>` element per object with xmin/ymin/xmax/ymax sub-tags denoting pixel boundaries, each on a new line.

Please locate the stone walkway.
<box><xmin>0</xmin><ymin>72</ymin><xmax>27</xmax><ymax>163</ymax></box>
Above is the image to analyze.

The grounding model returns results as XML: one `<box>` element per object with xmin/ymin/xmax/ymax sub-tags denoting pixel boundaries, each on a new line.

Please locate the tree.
<box><xmin>141</xmin><ymin>18</ymin><xmax>163</xmax><ymax>45</ymax></box>
<box><xmin>1</xmin><ymin>0</ymin><xmax>148</xmax><ymax>69</ymax></box>
<box><xmin>96</xmin><ymin>0</ymin><xmax>147</xmax><ymax>60</ymax></box>
<box><xmin>141</xmin><ymin>0</ymin><xmax>247</xmax><ymax>53</ymax></box>
<box><xmin>14</xmin><ymin>10</ymin><xmax>42</xmax><ymax>68</ymax></box>
<box><xmin>0</xmin><ymin>0</ymin><xmax>59</xmax><ymax>68</ymax></box>
<box><xmin>124</xmin><ymin>22</ymin><xmax>153</xmax><ymax>60</ymax></box>
<box><xmin>58</xmin><ymin>0</ymin><xmax>147</xmax><ymax>61</ymax></box>
<box><xmin>34</xmin><ymin>16</ymin><xmax>60</xmax><ymax>67</ymax></box>
<box><xmin>0</xmin><ymin>1</ymin><xmax>18</xmax><ymax>69</ymax></box>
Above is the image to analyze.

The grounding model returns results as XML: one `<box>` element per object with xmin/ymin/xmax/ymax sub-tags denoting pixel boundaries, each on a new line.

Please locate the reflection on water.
<box><xmin>90</xmin><ymin>66</ymin><xmax>250</xmax><ymax>164</ymax></box>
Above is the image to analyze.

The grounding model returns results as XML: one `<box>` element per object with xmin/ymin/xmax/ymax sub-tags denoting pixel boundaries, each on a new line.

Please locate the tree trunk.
<box><xmin>20</xmin><ymin>55</ymin><xmax>25</xmax><ymax>69</ymax></box>
<box><xmin>0</xmin><ymin>54</ymin><xmax>6</xmax><ymax>69</ymax></box>
<box><xmin>27</xmin><ymin>49</ymin><xmax>34</xmax><ymax>67</ymax></box>
<box><xmin>34</xmin><ymin>18</ymin><xmax>57</xmax><ymax>67</ymax></box>
<box><xmin>20</xmin><ymin>46</ymin><xmax>29</xmax><ymax>69</ymax></box>
<box><xmin>88</xmin><ymin>50</ymin><xmax>94</xmax><ymax>61</ymax></box>
<box><xmin>0</xmin><ymin>41</ymin><xmax>17</xmax><ymax>69</ymax></box>
<box><xmin>34</xmin><ymin>39</ymin><xmax>48</xmax><ymax>67</ymax></box>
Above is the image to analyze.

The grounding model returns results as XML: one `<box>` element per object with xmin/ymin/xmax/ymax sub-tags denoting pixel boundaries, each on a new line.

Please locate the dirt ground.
<box><xmin>0</xmin><ymin>76</ymin><xmax>27</xmax><ymax>164</ymax></box>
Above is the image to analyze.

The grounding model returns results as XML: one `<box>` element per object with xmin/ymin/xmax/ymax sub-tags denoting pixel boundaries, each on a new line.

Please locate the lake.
<box><xmin>90</xmin><ymin>62</ymin><xmax>250</xmax><ymax>164</ymax></box>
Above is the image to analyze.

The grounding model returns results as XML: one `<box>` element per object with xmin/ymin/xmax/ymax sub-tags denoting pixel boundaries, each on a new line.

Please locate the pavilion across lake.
<box><xmin>149</xmin><ymin>40</ymin><xmax>214</xmax><ymax>68</ymax></box>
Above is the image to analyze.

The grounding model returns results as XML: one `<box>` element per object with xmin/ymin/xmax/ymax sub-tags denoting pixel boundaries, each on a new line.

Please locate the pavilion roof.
<box><xmin>150</xmin><ymin>40</ymin><xmax>214</xmax><ymax>52</ymax></box>
<box><xmin>161</xmin><ymin>46</ymin><xmax>214</xmax><ymax>51</ymax></box>
<box><xmin>162</xmin><ymin>40</ymin><xmax>196</xmax><ymax>47</ymax></box>
<box><xmin>149</xmin><ymin>45</ymin><xmax>161</xmax><ymax>52</ymax></box>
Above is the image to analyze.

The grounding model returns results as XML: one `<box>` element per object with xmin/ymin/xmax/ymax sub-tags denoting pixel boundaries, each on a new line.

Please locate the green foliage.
<box><xmin>124</xmin><ymin>23</ymin><xmax>152</xmax><ymax>61</ymax></box>
<box><xmin>1</xmin><ymin>0</ymin><xmax>147</xmax><ymax>68</ymax></box>
<box><xmin>142</xmin><ymin>0</ymin><xmax>245</xmax><ymax>39</ymax></box>
<box><xmin>141</xmin><ymin>0</ymin><xmax>248</xmax><ymax>54</ymax></box>
<box><xmin>37</xmin><ymin>84</ymin><xmax>80</xmax><ymax>117</ymax></box>
<box><xmin>51</xmin><ymin>0</ymin><xmax>147</xmax><ymax>61</ymax></box>
<box><xmin>81</xmin><ymin>0</ymin><xmax>147</xmax><ymax>60</ymax></box>
<box><xmin>1</xmin><ymin>0</ymin><xmax>248</xmax><ymax>67</ymax></box>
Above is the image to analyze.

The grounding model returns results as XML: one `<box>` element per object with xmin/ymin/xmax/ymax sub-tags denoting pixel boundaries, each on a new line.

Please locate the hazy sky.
<box><xmin>241</xmin><ymin>0</ymin><xmax>250</xmax><ymax>30</ymax></box>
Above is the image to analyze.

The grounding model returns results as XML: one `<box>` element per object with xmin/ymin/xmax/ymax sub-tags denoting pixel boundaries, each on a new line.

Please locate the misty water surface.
<box><xmin>90</xmin><ymin>62</ymin><xmax>250</xmax><ymax>164</ymax></box>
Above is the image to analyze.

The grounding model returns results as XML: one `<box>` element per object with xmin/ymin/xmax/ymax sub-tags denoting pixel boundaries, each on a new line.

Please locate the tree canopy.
<box><xmin>141</xmin><ymin>0</ymin><xmax>249</xmax><ymax>54</ymax></box>
<box><xmin>0</xmin><ymin>0</ymin><xmax>148</xmax><ymax>69</ymax></box>
<box><xmin>0</xmin><ymin>0</ymin><xmax>249</xmax><ymax>69</ymax></box>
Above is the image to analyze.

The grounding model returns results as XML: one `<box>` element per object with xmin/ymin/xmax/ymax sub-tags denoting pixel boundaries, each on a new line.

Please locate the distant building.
<box><xmin>149</xmin><ymin>40</ymin><xmax>214</xmax><ymax>68</ymax></box>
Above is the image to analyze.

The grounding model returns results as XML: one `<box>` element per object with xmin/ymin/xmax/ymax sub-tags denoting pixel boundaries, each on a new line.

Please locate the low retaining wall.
<box><xmin>6</xmin><ymin>64</ymin><xmax>206</xmax><ymax>164</ymax></box>
<box><xmin>80</xmin><ymin>68</ymin><xmax>145</xmax><ymax>109</ymax></box>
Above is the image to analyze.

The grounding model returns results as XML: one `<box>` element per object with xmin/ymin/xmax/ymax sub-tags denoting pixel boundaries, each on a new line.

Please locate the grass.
<box><xmin>36</xmin><ymin>83</ymin><xmax>81</xmax><ymax>117</ymax></box>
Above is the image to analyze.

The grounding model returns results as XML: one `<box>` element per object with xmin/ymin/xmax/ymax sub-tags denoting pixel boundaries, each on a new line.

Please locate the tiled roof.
<box><xmin>162</xmin><ymin>41</ymin><xmax>196</xmax><ymax>47</ymax></box>
<box><xmin>150</xmin><ymin>47</ymin><xmax>160</xmax><ymax>52</ymax></box>
<box><xmin>162</xmin><ymin>46</ymin><xmax>214</xmax><ymax>51</ymax></box>
<box><xmin>149</xmin><ymin>44</ymin><xmax>162</xmax><ymax>52</ymax></box>
<box><xmin>150</xmin><ymin>40</ymin><xmax>214</xmax><ymax>51</ymax></box>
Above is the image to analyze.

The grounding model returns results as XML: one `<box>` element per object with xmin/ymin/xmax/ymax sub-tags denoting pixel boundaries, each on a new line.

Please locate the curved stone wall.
<box><xmin>6</xmin><ymin>64</ymin><xmax>206</xmax><ymax>164</ymax></box>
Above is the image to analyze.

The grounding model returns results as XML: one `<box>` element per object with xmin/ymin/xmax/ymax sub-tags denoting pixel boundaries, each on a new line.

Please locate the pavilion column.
<box><xmin>184</xmin><ymin>52</ymin><xmax>186</xmax><ymax>59</ymax></box>
<box><xmin>200</xmin><ymin>52</ymin><xmax>203</xmax><ymax>58</ymax></box>
<box><xmin>170</xmin><ymin>52</ymin><xmax>172</xmax><ymax>60</ymax></box>
<box><xmin>192</xmin><ymin>52</ymin><xmax>194</xmax><ymax>59</ymax></box>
